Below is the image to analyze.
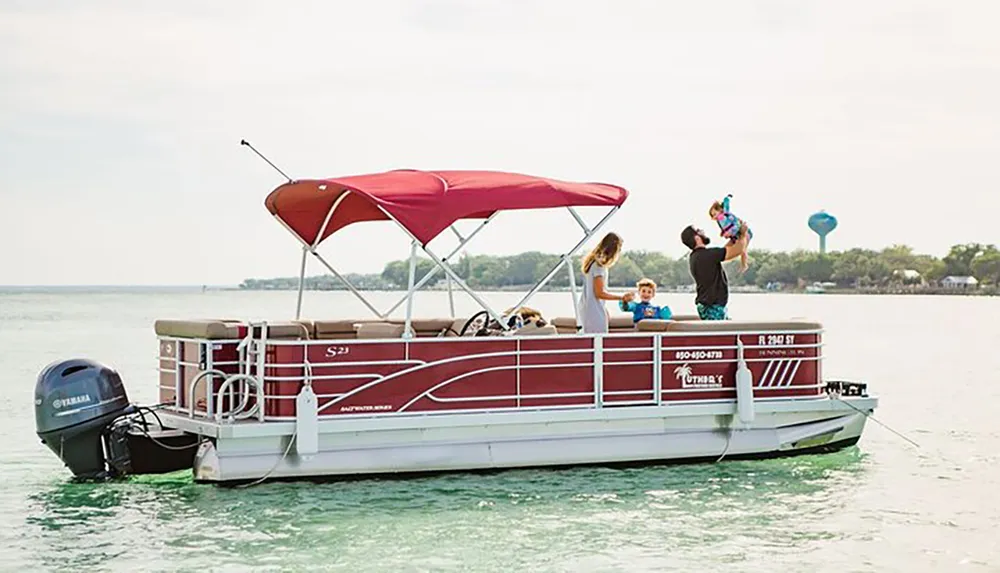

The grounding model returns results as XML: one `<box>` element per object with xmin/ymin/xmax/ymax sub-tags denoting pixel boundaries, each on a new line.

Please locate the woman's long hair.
<box><xmin>581</xmin><ymin>232</ymin><xmax>623</xmax><ymax>274</ymax></box>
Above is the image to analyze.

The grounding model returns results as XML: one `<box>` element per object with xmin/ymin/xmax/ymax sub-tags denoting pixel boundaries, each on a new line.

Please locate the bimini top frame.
<box><xmin>265</xmin><ymin>169</ymin><xmax>629</xmax><ymax>335</ymax></box>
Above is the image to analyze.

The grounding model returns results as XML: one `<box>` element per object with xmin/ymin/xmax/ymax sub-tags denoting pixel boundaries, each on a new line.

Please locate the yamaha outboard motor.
<box><xmin>34</xmin><ymin>358</ymin><xmax>135</xmax><ymax>480</ymax></box>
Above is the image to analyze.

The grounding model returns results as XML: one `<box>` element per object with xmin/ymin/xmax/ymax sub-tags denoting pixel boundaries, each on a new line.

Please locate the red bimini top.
<box><xmin>265</xmin><ymin>170</ymin><xmax>629</xmax><ymax>246</ymax></box>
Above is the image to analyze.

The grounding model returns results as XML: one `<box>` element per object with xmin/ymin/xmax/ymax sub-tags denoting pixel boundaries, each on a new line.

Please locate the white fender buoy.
<box><xmin>735</xmin><ymin>337</ymin><xmax>755</xmax><ymax>425</ymax></box>
<box><xmin>295</xmin><ymin>382</ymin><xmax>319</xmax><ymax>456</ymax></box>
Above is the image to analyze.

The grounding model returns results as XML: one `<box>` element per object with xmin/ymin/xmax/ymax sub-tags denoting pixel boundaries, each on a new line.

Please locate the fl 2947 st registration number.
<box><xmin>757</xmin><ymin>334</ymin><xmax>795</xmax><ymax>346</ymax></box>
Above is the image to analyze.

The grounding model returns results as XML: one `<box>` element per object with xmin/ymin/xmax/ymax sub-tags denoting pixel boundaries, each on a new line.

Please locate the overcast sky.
<box><xmin>1</xmin><ymin>1</ymin><xmax>997</xmax><ymax>285</ymax></box>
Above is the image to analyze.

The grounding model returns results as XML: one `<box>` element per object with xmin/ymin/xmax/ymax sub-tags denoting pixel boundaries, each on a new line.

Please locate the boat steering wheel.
<box><xmin>459</xmin><ymin>310</ymin><xmax>490</xmax><ymax>337</ymax></box>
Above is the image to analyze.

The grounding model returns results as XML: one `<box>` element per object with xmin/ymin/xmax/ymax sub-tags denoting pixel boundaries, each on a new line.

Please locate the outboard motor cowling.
<box><xmin>34</xmin><ymin>359</ymin><xmax>134</xmax><ymax>480</ymax></box>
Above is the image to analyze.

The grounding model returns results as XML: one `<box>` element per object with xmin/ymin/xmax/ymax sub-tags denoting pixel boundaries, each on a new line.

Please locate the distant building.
<box><xmin>893</xmin><ymin>269</ymin><xmax>923</xmax><ymax>285</ymax></box>
<box><xmin>941</xmin><ymin>275</ymin><xmax>979</xmax><ymax>289</ymax></box>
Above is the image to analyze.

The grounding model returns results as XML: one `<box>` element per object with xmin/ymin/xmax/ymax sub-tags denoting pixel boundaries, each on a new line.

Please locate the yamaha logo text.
<box><xmin>52</xmin><ymin>394</ymin><xmax>93</xmax><ymax>409</ymax></box>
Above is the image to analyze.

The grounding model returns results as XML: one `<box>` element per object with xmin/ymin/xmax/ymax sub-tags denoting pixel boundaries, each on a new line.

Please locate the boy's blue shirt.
<box><xmin>619</xmin><ymin>300</ymin><xmax>673</xmax><ymax>322</ymax></box>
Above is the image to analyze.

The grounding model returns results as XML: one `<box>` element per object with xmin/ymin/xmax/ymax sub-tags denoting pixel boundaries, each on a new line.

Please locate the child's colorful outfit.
<box><xmin>714</xmin><ymin>194</ymin><xmax>753</xmax><ymax>243</ymax></box>
<box><xmin>619</xmin><ymin>300</ymin><xmax>673</xmax><ymax>323</ymax></box>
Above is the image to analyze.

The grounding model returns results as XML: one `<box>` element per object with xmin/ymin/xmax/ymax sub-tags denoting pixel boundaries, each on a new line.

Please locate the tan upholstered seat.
<box><xmin>514</xmin><ymin>323</ymin><xmax>558</xmax><ymax>336</ymax></box>
<box><xmin>609</xmin><ymin>315</ymin><xmax>635</xmax><ymax>331</ymax></box>
<box><xmin>356</xmin><ymin>322</ymin><xmax>406</xmax><ymax>339</ymax></box>
<box><xmin>256</xmin><ymin>322</ymin><xmax>312</xmax><ymax>339</ymax></box>
<box><xmin>389</xmin><ymin>318</ymin><xmax>457</xmax><ymax>337</ymax></box>
<box><xmin>312</xmin><ymin>319</ymin><xmax>381</xmax><ymax>340</ymax></box>
<box><xmin>448</xmin><ymin>318</ymin><xmax>467</xmax><ymax>336</ymax></box>
<box><xmin>636</xmin><ymin>319</ymin><xmax>822</xmax><ymax>332</ymax></box>
<box><xmin>670</xmin><ymin>314</ymin><xmax>701</xmax><ymax>321</ymax></box>
<box><xmin>314</xmin><ymin>317</ymin><xmax>461</xmax><ymax>339</ymax></box>
<box><xmin>154</xmin><ymin>319</ymin><xmax>241</xmax><ymax>339</ymax></box>
<box><xmin>636</xmin><ymin>319</ymin><xmax>678</xmax><ymax>332</ymax></box>
<box><xmin>551</xmin><ymin>314</ymin><xmax>635</xmax><ymax>334</ymax></box>
<box><xmin>153</xmin><ymin>319</ymin><xmax>310</xmax><ymax>340</ymax></box>
<box><xmin>552</xmin><ymin>317</ymin><xmax>579</xmax><ymax>334</ymax></box>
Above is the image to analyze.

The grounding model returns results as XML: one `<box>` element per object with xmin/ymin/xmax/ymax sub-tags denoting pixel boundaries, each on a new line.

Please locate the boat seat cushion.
<box><xmin>552</xmin><ymin>317</ymin><xmax>579</xmax><ymax>334</ymax></box>
<box><xmin>552</xmin><ymin>315</ymin><xmax>635</xmax><ymax>334</ymax></box>
<box><xmin>316</xmin><ymin>331</ymin><xmax>358</xmax><ymax>340</ymax></box>
<box><xmin>313</xmin><ymin>319</ymin><xmax>381</xmax><ymax>339</ymax></box>
<box><xmin>388</xmin><ymin>318</ymin><xmax>457</xmax><ymax>335</ymax></box>
<box><xmin>356</xmin><ymin>322</ymin><xmax>406</xmax><ymax>339</ymax></box>
<box><xmin>155</xmin><ymin>319</ymin><xmax>241</xmax><ymax>339</ymax></box>
<box><xmin>609</xmin><ymin>315</ymin><xmax>636</xmax><ymax>330</ymax></box>
<box><xmin>636</xmin><ymin>319</ymin><xmax>822</xmax><ymax>332</ymax></box>
<box><xmin>514</xmin><ymin>323</ymin><xmax>558</xmax><ymax>336</ymax></box>
<box><xmin>311</xmin><ymin>318</ymin><xmax>459</xmax><ymax>339</ymax></box>
<box><xmin>154</xmin><ymin>319</ymin><xmax>310</xmax><ymax>340</ymax></box>
<box><xmin>669</xmin><ymin>314</ymin><xmax>702</xmax><ymax>322</ymax></box>
<box><xmin>258</xmin><ymin>322</ymin><xmax>312</xmax><ymax>339</ymax></box>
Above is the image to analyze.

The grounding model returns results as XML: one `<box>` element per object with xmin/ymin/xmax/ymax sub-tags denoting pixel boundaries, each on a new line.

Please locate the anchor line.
<box><xmin>834</xmin><ymin>396</ymin><xmax>921</xmax><ymax>449</ymax></box>
<box><xmin>235</xmin><ymin>430</ymin><xmax>299</xmax><ymax>489</ymax></box>
<box><xmin>716</xmin><ymin>426</ymin><xmax>736</xmax><ymax>463</ymax></box>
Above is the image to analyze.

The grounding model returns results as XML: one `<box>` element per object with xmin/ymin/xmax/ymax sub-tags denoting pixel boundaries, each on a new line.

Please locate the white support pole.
<box><xmin>508</xmin><ymin>206</ymin><xmax>619</xmax><ymax>315</ymax></box>
<box><xmin>566</xmin><ymin>257</ymin><xmax>580</xmax><ymax>327</ymax></box>
<box><xmin>594</xmin><ymin>336</ymin><xmax>604</xmax><ymax>408</ymax></box>
<box><xmin>653</xmin><ymin>333</ymin><xmax>662</xmax><ymax>405</ymax></box>
<box><xmin>272</xmin><ymin>213</ymin><xmax>385</xmax><ymax>320</ymax></box>
<box><xmin>447</xmin><ymin>274</ymin><xmax>456</xmax><ymax>319</ymax></box>
<box><xmin>567</xmin><ymin>206</ymin><xmax>591</xmax><ymax>234</ymax></box>
<box><xmin>422</xmin><ymin>244</ymin><xmax>509</xmax><ymax>329</ymax></box>
<box><xmin>447</xmin><ymin>225</ymin><xmax>462</xmax><ymax>318</ymax></box>
<box><xmin>311</xmin><ymin>252</ymin><xmax>385</xmax><ymax>318</ymax></box>
<box><xmin>311</xmin><ymin>190</ymin><xmax>352</xmax><ymax>249</ymax></box>
<box><xmin>383</xmin><ymin>213</ymin><xmax>498</xmax><ymax>317</ymax></box>
<box><xmin>403</xmin><ymin>240</ymin><xmax>418</xmax><ymax>339</ymax></box>
<box><xmin>371</xmin><ymin>204</ymin><xmax>512</xmax><ymax>329</ymax></box>
<box><xmin>295</xmin><ymin>246</ymin><xmax>308</xmax><ymax>320</ymax></box>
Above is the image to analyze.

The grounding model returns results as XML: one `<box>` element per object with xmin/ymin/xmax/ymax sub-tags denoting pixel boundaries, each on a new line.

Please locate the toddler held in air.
<box><xmin>709</xmin><ymin>193</ymin><xmax>753</xmax><ymax>272</ymax></box>
<box><xmin>620</xmin><ymin>278</ymin><xmax>673</xmax><ymax>323</ymax></box>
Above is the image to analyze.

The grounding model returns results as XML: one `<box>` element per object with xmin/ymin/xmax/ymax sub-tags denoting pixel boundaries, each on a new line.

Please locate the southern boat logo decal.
<box><xmin>673</xmin><ymin>364</ymin><xmax>723</xmax><ymax>388</ymax></box>
<box><xmin>325</xmin><ymin>346</ymin><xmax>350</xmax><ymax>358</ymax></box>
<box><xmin>52</xmin><ymin>394</ymin><xmax>93</xmax><ymax>409</ymax></box>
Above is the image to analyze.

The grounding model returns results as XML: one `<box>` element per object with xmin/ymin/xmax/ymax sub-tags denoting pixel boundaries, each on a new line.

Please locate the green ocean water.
<box><xmin>2</xmin><ymin>290</ymin><xmax>998</xmax><ymax>572</ymax></box>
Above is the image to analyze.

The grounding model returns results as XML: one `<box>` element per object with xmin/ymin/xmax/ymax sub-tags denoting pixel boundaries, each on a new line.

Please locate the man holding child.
<box><xmin>680</xmin><ymin>224</ymin><xmax>749</xmax><ymax>320</ymax></box>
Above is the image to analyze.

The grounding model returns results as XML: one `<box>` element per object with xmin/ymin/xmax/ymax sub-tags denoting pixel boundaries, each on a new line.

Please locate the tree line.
<box><xmin>239</xmin><ymin>243</ymin><xmax>1000</xmax><ymax>291</ymax></box>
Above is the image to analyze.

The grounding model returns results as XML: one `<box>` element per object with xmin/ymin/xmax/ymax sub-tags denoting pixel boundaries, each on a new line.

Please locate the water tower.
<box><xmin>808</xmin><ymin>210</ymin><xmax>838</xmax><ymax>254</ymax></box>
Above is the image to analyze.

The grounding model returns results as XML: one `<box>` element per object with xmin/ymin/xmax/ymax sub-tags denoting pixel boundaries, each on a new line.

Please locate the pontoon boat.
<box><xmin>34</xmin><ymin>169</ymin><xmax>877</xmax><ymax>485</ymax></box>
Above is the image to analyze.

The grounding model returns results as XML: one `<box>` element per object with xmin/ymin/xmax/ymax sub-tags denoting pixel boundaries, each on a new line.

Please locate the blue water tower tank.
<box><xmin>808</xmin><ymin>211</ymin><xmax>838</xmax><ymax>254</ymax></box>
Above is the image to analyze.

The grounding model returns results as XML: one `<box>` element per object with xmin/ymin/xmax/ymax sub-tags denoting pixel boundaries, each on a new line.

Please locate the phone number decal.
<box><xmin>675</xmin><ymin>350</ymin><xmax>723</xmax><ymax>360</ymax></box>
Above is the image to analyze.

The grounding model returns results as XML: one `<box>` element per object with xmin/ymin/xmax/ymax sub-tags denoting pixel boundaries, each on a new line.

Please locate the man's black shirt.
<box><xmin>688</xmin><ymin>246</ymin><xmax>728</xmax><ymax>307</ymax></box>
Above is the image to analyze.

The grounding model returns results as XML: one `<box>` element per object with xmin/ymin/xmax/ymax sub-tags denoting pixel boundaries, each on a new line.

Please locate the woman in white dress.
<box><xmin>578</xmin><ymin>232</ymin><xmax>630</xmax><ymax>334</ymax></box>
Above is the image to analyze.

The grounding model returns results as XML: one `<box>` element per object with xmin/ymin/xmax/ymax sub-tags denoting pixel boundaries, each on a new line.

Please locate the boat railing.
<box><xmin>155</xmin><ymin>324</ymin><xmax>825</xmax><ymax>423</ymax></box>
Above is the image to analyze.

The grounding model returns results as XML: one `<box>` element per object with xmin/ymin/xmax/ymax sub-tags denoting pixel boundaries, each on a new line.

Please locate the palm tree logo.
<box><xmin>673</xmin><ymin>364</ymin><xmax>692</xmax><ymax>383</ymax></box>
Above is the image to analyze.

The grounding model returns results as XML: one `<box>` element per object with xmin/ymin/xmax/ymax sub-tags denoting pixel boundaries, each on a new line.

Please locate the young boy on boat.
<box><xmin>620</xmin><ymin>278</ymin><xmax>673</xmax><ymax>323</ymax></box>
